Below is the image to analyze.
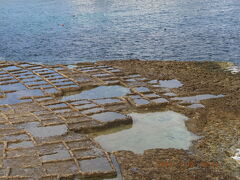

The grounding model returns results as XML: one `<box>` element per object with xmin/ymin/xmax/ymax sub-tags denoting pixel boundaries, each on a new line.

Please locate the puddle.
<box><xmin>159</xmin><ymin>79</ymin><xmax>183</xmax><ymax>88</ymax></box>
<box><xmin>67</xmin><ymin>65</ymin><xmax>78</xmax><ymax>69</ymax></box>
<box><xmin>93</xmin><ymin>98</ymin><xmax>121</xmax><ymax>105</ymax></box>
<box><xmin>164</xmin><ymin>92</ymin><xmax>177</xmax><ymax>97</ymax></box>
<box><xmin>0</xmin><ymin>89</ymin><xmax>43</xmax><ymax>105</ymax></box>
<box><xmin>44</xmin><ymin>88</ymin><xmax>58</xmax><ymax>94</ymax></box>
<box><xmin>187</xmin><ymin>104</ymin><xmax>205</xmax><ymax>109</ymax></box>
<box><xmin>74</xmin><ymin>103</ymin><xmax>96</xmax><ymax>110</ymax></box>
<box><xmin>152</xmin><ymin>84</ymin><xmax>162</xmax><ymax>88</ymax></box>
<box><xmin>128</xmin><ymin>74</ymin><xmax>141</xmax><ymax>78</ymax></box>
<box><xmin>108</xmin><ymin>69</ymin><xmax>121</xmax><ymax>73</ymax></box>
<box><xmin>2</xmin><ymin>66</ymin><xmax>21</xmax><ymax>71</ymax></box>
<box><xmin>24</xmin><ymin>81</ymin><xmax>47</xmax><ymax>86</ymax></box>
<box><xmin>125</xmin><ymin>79</ymin><xmax>136</xmax><ymax>82</ymax></box>
<box><xmin>0</xmin><ymin>83</ymin><xmax>26</xmax><ymax>91</ymax></box>
<box><xmin>152</xmin><ymin>98</ymin><xmax>168</xmax><ymax>104</ymax></box>
<box><xmin>34</xmin><ymin>96</ymin><xmax>53</xmax><ymax>102</ymax></box>
<box><xmin>46</xmin><ymin>103</ymin><xmax>67</xmax><ymax>109</ymax></box>
<box><xmin>128</xmin><ymin>94</ymin><xmax>141</xmax><ymax>99</ymax></box>
<box><xmin>69</xmin><ymin>100</ymin><xmax>92</xmax><ymax>105</ymax></box>
<box><xmin>53</xmin><ymin>81</ymin><xmax>74</xmax><ymax>86</ymax></box>
<box><xmin>92</xmin><ymin>73</ymin><xmax>111</xmax><ymax>77</ymax></box>
<box><xmin>60</xmin><ymin>85</ymin><xmax>130</xmax><ymax>101</ymax></box>
<box><xmin>134</xmin><ymin>86</ymin><xmax>150</xmax><ymax>93</ymax></box>
<box><xmin>133</xmin><ymin>98</ymin><xmax>149</xmax><ymax>105</ymax></box>
<box><xmin>94</xmin><ymin>111</ymin><xmax>199</xmax><ymax>154</ymax></box>
<box><xmin>171</xmin><ymin>94</ymin><xmax>224</xmax><ymax>104</ymax></box>
<box><xmin>144</xmin><ymin>93</ymin><xmax>160</xmax><ymax>98</ymax></box>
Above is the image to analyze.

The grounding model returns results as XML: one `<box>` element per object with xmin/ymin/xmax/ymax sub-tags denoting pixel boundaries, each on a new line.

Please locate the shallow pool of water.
<box><xmin>187</xmin><ymin>103</ymin><xmax>205</xmax><ymax>109</ymax></box>
<box><xmin>171</xmin><ymin>94</ymin><xmax>224</xmax><ymax>103</ymax></box>
<box><xmin>159</xmin><ymin>79</ymin><xmax>183</xmax><ymax>88</ymax></box>
<box><xmin>0</xmin><ymin>89</ymin><xmax>43</xmax><ymax>105</ymax></box>
<box><xmin>94</xmin><ymin>111</ymin><xmax>199</xmax><ymax>154</ymax></box>
<box><xmin>61</xmin><ymin>85</ymin><xmax>130</xmax><ymax>101</ymax></box>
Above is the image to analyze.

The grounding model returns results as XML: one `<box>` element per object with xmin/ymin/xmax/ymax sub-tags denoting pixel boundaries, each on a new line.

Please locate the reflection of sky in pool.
<box><xmin>171</xmin><ymin>94</ymin><xmax>224</xmax><ymax>104</ymax></box>
<box><xmin>95</xmin><ymin>111</ymin><xmax>199</xmax><ymax>154</ymax></box>
<box><xmin>61</xmin><ymin>85</ymin><xmax>130</xmax><ymax>101</ymax></box>
<box><xmin>0</xmin><ymin>86</ymin><xmax>43</xmax><ymax>105</ymax></box>
<box><xmin>159</xmin><ymin>79</ymin><xmax>183</xmax><ymax>88</ymax></box>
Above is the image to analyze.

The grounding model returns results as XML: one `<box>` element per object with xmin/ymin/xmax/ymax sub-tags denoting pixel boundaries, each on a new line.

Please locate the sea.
<box><xmin>0</xmin><ymin>0</ymin><xmax>239</xmax><ymax>65</ymax></box>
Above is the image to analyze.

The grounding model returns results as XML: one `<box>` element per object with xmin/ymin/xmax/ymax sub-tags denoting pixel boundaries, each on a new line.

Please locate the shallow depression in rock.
<box><xmin>60</xmin><ymin>85</ymin><xmax>130</xmax><ymax>101</ymax></box>
<box><xmin>171</xmin><ymin>94</ymin><xmax>225</xmax><ymax>104</ymax></box>
<box><xmin>0</xmin><ymin>89</ymin><xmax>43</xmax><ymax>105</ymax></box>
<box><xmin>94</xmin><ymin>111</ymin><xmax>199</xmax><ymax>154</ymax></box>
<box><xmin>159</xmin><ymin>79</ymin><xmax>183</xmax><ymax>88</ymax></box>
<box><xmin>19</xmin><ymin>122</ymin><xmax>68</xmax><ymax>138</ymax></box>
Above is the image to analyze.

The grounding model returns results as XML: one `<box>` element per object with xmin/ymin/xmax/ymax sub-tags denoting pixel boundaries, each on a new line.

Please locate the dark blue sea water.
<box><xmin>0</xmin><ymin>0</ymin><xmax>240</xmax><ymax>65</ymax></box>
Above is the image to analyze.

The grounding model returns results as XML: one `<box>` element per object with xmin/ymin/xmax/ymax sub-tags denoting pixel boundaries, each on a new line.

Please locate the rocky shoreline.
<box><xmin>0</xmin><ymin>60</ymin><xmax>239</xmax><ymax>179</ymax></box>
<box><xmin>102</xmin><ymin>60</ymin><xmax>240</xmax><ymax>179</ymax></box>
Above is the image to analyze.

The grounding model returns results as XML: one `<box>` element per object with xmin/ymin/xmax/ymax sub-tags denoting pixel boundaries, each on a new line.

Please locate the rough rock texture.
<box><xmin>0</xmin><ymin>60</ymin><xmax>239</xmax><ymax>179</ymax></box>
<box><xmin>114</xmin><ymin>149</ymin><xmax>236</xmax><ymax>180</ymax></box>
<box><xmin>101</xmin><ymin>60</ymin><xmax>240</xmax><ymax>179</ymax></box>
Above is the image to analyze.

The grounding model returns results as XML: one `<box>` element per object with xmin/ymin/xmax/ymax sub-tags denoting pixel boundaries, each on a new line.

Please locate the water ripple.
<box><xmin>0</xmin><ymin>0</ymin><xmax>239</xmax><ymax>65</ymax></box>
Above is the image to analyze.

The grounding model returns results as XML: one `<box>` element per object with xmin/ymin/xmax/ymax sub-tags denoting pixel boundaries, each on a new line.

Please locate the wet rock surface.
<box><xmin>102</xmin><ymin>60</ymin><xmax>240</xmax><ymax>179</ymax></box>
<box><xmin>0</xmin><ymin>60</ymin><xmax>239</xmax><ymax>179</ymax></box>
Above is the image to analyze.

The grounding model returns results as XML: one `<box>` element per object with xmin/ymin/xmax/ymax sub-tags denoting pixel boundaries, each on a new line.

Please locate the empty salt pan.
<box><xmin>79</xmin><ymin>157</ymin><xmax>113</xmax><ymax>172</ymax></box>
<box><xmin>41</xmin><ymin>149</ymin><xmax>70</xmax><ymax>162</ymax></box>
<box><xmin>23</xmin><ymin>123</ymin><xmax>68</xmax><ymax>138</ymax></box>
<box><xmin>8</xmin><ymin>141</ymin><xmax>34</xmax><ymax>148</ymax></box>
